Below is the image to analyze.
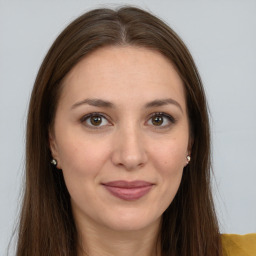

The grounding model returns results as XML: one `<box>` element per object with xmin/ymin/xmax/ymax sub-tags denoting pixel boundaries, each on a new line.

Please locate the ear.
<box><xmin>49</xmin><ymin>130</ymin><xmax>61</xmax><ymax>169</ymax></box>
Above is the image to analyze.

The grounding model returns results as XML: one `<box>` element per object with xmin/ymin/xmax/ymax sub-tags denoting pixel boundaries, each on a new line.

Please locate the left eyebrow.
<box><xmin>145</xmin><ymin>98</ymin><xmax>183</xmax><ymax>113</ymax></box>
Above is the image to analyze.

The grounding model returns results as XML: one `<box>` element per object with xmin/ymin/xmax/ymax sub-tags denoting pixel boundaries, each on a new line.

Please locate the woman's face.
<box><xmin>50</xmin><ymin>46</ymin><xmax>190</xmax><ymax>232</ymax></box>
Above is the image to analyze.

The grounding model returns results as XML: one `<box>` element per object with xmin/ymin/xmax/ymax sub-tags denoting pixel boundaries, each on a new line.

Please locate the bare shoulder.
<box><xmin>222</xmin><ymin>233</ymin><xmax>256</xmax><ymax>256</ymax></box>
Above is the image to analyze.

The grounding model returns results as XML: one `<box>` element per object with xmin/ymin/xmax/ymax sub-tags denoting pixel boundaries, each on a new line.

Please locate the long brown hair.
<box><xmin>16</xmin><ymin>6</ymin><xmax>222</xmax><ymax>256</ymax></box>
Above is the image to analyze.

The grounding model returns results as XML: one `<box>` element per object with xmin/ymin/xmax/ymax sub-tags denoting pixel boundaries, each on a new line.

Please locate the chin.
<box><xmin>100</xmin><ymin>208</ymin><xmax>161</xmax><ymax>232</ymax></box>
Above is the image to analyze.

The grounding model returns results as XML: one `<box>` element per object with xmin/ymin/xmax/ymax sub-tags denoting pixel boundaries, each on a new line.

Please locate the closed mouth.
<box><xmin>102</xmin><ymin>180</ymin><xmax>154</xmax><ymax>200</ymax></box>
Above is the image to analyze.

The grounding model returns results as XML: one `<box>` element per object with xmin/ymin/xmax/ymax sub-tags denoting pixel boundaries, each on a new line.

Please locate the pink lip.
<box><xmin>102</xmin><ymin>180</ymin><xmax>153</xmax><ymax>201</ymax></box>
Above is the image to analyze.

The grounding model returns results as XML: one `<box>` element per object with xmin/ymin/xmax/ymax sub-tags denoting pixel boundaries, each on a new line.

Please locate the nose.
<box><xmin>111</xmin><ymin>125</ymin><xmax>148</xmax><ymax>171</ymax></box>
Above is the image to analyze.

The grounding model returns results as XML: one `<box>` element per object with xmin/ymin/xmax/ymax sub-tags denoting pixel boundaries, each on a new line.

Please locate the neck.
<box><xmin>76</xmin><ymin>216</ymin><xmax>161</xmax><ymax>256</ymax></box>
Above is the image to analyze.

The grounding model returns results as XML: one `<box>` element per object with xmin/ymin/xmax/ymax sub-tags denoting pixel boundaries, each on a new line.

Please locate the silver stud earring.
<box><xmin>186</xmin><ymin>155</ymin><xmax>191</xmax><ymax>164</ymax></box>
<box><xmin>51</xmin><ymin>159</ymin><xmax>57</xmax><ymax>166</ymax></box>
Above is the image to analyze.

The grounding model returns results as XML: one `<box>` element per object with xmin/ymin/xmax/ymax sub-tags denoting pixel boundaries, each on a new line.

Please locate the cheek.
<box><xmin>56</xmin><ymin>134</ymin><xmax>111</xmax><ymax>208</ymax></box>
<box><xmin>56</xmin><ymin>132</ymin><xmax>110</xmax><ymax>180</ymax></box>
<box><xmin>156</xmin><ymin>144</ymin><xmax>185</xmax><ymax>189</ymax></box>
<box><xmin>151</xmin><ymin>138</ymin><xmax>187</xmax><ymax>173</ymax></box>
<box><xmin>150</xmin><ymin>138</ymin><xmax>187</xmax><ymax>205</ymax></box>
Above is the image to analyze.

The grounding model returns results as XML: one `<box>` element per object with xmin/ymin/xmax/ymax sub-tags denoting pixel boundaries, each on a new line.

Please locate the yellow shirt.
<box><xmin>222</xmin><ymin>233</ymin><xmax>256</xmax><ymax>256</ymax></box>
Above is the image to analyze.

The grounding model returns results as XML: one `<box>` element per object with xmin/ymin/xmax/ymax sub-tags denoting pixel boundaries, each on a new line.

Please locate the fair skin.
<box><xmin>50</xmin><ymin>46</ymin><xmax>190</xmax><ymax>256</ymax></box>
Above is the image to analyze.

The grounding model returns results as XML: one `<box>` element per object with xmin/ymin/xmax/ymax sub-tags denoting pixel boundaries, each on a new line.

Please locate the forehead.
<box><xmin>60</xmin><ymin>46</ymin><xmax>186</xmax><ymax>109</ymax></box>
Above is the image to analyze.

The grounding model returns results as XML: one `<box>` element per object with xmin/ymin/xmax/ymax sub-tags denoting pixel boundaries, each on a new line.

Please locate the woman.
<box><xmin>16</xmin><ymin>6</ymin><xmax>255</xmax><ymax>256</ymax></box>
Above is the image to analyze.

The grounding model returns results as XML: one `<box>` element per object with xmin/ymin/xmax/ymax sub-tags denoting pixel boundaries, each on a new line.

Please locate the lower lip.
<box><xmin>103</xmin><ymin>185</ymin><xmax>153</xmax><ymax>201</ymax></box>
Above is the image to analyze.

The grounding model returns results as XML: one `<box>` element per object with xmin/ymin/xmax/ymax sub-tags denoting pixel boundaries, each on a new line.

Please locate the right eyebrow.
<box><xmin>71</xmin><ymin>98</ymin><xmax>114</xmax><ymax>110</ymax></box>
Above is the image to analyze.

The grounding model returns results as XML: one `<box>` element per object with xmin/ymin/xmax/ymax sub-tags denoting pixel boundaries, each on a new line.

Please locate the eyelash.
<box><xmin>147</xmin><ymin>112</ymin><xmax>176</xmax><ymax>129</ymax></box>
<box><xmin>80</xmin><ymin>112</ymin><xmax>176</xmax><ymax>129</ymax></box>
<box><xmin>80</xmin><ymin>112</ymin><xmax>111</xmax><ymax>129</ymax></box>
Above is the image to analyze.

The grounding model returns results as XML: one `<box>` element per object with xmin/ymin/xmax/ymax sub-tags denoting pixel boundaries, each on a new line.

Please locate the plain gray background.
<box><xmin>1</xmin><ymin>0</ymin><xmax>256</xmax><ymax>254</ymax></box>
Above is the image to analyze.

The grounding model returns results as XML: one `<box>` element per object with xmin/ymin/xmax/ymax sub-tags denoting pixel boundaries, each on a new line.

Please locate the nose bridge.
<box><xmin>111</xmin><ymin>119</ymin><xmax>147</xmax><ymax>170</ymax></box>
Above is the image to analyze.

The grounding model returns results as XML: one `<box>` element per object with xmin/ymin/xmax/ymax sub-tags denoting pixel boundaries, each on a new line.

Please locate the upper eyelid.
<box><xmin>80</xmin><ymin>112</ymin><xmax>111</xmax><ymax>121</ymax></box>
<box><xmin>147</xmin><ymin>112</ymin><xmax>176</xmax><ymax>122</ymax></box>
<box><xmin>148</xmin><ymin>112</ymin><xmax>172</xmax><ymax>118</ymax></box>
<box><xmin>81</xmin><ymin>112</ymin><xmax>174</xmax><ymax>119</ymax></box>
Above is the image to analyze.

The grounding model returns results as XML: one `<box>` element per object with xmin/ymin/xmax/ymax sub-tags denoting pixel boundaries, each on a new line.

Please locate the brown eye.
<box><xmin>152</xmin><ymin>116</ymin><xmax>163</xmax><ymax>126</ymax></box>
<box><xmin>90</xmin><ymin>116</ymin><xmax>102</xmax><ymax>126</ymax></box>
<box><xmin>147</xmin><ymin>113</ymin><xmax>176</xmax><ymax>128</ymax></box>
<box><xmin>81</xmin><ymin>113</ymin><xmax>110</xmax><ymax>128</ymax></box>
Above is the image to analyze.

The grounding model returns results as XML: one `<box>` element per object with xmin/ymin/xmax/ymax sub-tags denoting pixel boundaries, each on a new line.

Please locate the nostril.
<box><xmin>111</xmin><ymin>147</ymin><xmax>148</xmax><ymax>170</ymax></box>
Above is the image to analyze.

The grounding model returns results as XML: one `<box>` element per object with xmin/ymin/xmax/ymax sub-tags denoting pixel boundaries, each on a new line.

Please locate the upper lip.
<box><xmin>102</xmin><ymin>180</ymin><xmax>153</xmax><ymax>188</ymax></box>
